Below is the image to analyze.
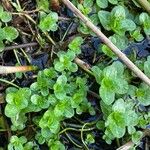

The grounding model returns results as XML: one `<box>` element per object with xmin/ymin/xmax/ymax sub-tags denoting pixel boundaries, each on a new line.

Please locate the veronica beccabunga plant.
<box><xmin>5</xmin><ymin>37</ymin><xmax>95</xmax><ymax>149</ymax></box>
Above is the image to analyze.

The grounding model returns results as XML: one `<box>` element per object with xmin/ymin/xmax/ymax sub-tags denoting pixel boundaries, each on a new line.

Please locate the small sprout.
<box><xmin>0</xmin><ymin>5</ymin><xmax>12</xmax><ymax>23</ymax></box>
<box><xmin>139</xmin><ymin>12</ymin><xmax>150</xmax><ymax>35</ymax></box>
<box><xmin>39</xmin><ymin>12</ymin><xmax>58</xmax><ymax>32</ymax></box>
<box><xmin>37</xmin><ymin>0</ymin><xmax>49</xmax><ymax>12</ymax></box>
<box><xmin>3</xmin><ymin>26</ymin><xmax>19</xmax><ymax>42</ymax></box>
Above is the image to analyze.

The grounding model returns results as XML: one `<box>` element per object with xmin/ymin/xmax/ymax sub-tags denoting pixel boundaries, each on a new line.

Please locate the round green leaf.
<box><xmin>100</xmin><ymin>82</ymin><xmax>115</xmax><ymax>105</ymax></box>
<box><xmin>1</xmin><ymin>11</ymin><xmax>12</xmax><ymax>22</ymax></box>
<box><xmin>132</xmin><ymin>131</ymin><xmax>143</xmax><ymax>144</ymax></box>
<box><xmin>108</xmin><ymin>0</ymin><xmax>118</xmax><ymax>4</ymax></box>
<box><xmin>98</xmin><ymin>11</ymin><xmax>111</xmax><ymax>30</ymax></box>
<box><xmin>3</xmin><ymin>26</ymin><xmax>19</xmax><ymax>42</ymax></box>
<box><xmin>39</xmin><ymin>12</ymin><xmax>58</xmax><ymax>32</ymax></box>
<box><xmin>96</xmin><ymin>0</ymin><xmax>108</xmax><ymax>9</ymax></box>
<box><xmin>106</xmin><ymin>112</ymin><xmax>126</xmax><ymax>138</ymax></box>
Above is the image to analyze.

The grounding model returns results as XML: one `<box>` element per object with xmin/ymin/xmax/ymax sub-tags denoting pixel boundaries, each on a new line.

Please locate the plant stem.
<box><xmin>0</xmin><ymin>78</ymin><xmax>19</xmax><ymax>88</ymax></box>
<box><xmin>116</xmin><ymin>138</ymin><xmax>120</xmax><ymax>147</ymax></box>
<box><xmin>74</xmin><ymin>57</ymin><xmax>93</xmax><ymax>75</ymax></box>
<box><xmin>61</xmin><ymin>0</ymin><xmax>150</xmax><ymax>86</ymax></box>
<box><xmin>135</xmin><ymin>0</ymin><xmax>150</xmax><ymax>14</ymax></box>
<box><xmin>64</xmin><ymin>131</ymin><xmax>83</xmax><ymax>148</ymax></box>
<box><xmin>81</xmin><ymin>123</ymin><xmax>90</xmax><ymax>150</ymax></box>
<box><xmin>4</xmin><ymin>42</ymin><xmax>38</xmax><ymax>51</ymax></box>
<box><xmin>59</xmin><ymin>126</ymin><xmax>95</xmax><ymax>135</ymax></box>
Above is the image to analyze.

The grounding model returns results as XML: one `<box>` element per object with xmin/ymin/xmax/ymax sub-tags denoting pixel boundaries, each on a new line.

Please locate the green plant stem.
<box><xmin>135</xmin><ymin>0</ymin><xmax>150</xmax><ymax>14</ymax></box>
<box><xmin>13</xmin><ymin>49</ymin><xmax>21</xmax><ymax>65</ymax></box>
<box><xmin>61</xmin><ymin>0</ymin><xmax>150</xmax><ymax>86</ymax></box>
<box><xmin>0</xmin><ymin>79</ymin><xmax>19</xmax><ymax>88</ymax></box>
<box><xmin>60</xmin><ymin>22</ymin><xmax>74</xmax><ymax>42</ymax></box>
<box><xmin>81</xmin><ymin>123</ymin><xmax>90</xmax><ymax>150</ymax></box>
<box><xmin>43</xmin><ymin>31</ymin><xmax>56</xmax><ymax>45</ymax></box>
<box><xmin>116</xmin><ymin>138</ymin><xmax>120</xmax><ymax>147</ymax></box>
<box><xmin>20</xmin><ymin>48</ymin><xmax>31</xmax><ymax>63</ymax></box>
<box><xmin>64</xmin><ymin>131</ymin><xmax>83</xmax><ymax>148</ymax></box>
<box><xmin>59</xmin><ymin>126</ymin><xmax>95</xmax><ymax>135</ymax></box>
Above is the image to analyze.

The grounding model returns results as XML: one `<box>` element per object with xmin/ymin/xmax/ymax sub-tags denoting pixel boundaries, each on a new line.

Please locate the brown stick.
<box><xmin>0</xmin><ymin>66</ymin><xmax>36</xmax><ymax>74</ymax></box>
<box><xmin>4</xmin><ymin>42</ymin><xmax>38</xmax><ymax>51</ymax></box>
<box><xmin>61</xmin><ymin>0</ymin><xmax>150</xmax><ymax>86</ymax></box>
<box><xmin>117</xmin><ymin>141</ymin><xmax>134</xmax><ymax>150</ymax></box>
<box><xmin>135</xmin><ymin>0</ymin><xmax>150</xmax><ymax>14</ymax></box>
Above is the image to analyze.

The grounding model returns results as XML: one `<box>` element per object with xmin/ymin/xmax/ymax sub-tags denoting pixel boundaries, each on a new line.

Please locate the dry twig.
<box><xmin>0</xmin><ymin>66</ymin><xmax>36</xmax><ymax>74</ymax></box>
<box><xmin>135</xmin><ymin>0</ymin><xmax>150</xmax><ymax>14</ymax></box>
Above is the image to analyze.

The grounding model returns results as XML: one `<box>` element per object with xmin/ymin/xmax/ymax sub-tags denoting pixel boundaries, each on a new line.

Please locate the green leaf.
<box><xmin>0</xmin><ymin>6</ymin><xmax>4</xmax><ymax>18</ymax></box>
<box><xmin>0</xmin><ymin>28</ymin><xmax>6</xmax><ymax>40</ymax></box>
<box><xmin>54</xmin><ymin>61</ymin><xmax>65</xmax><ymax>72</ymax></box>
<box><xmin>31</xmin><ymin>94</ymin><xmax>49</xmax><ymax>109</ymax></box>
<box><xmin>39</xmin><ymin>12</ymin><xmax>58</xmax><ymax>32</ymax></box>
<box><xmin>136</xmin><ymin>83</ymin><xmax>150</xmax><ymax>106</ymax></box>
<box><xmin>98</xmin><ymin>11</ymin><xmax>111</xmax><ymax>30</ymax></box>
<box><xmin>144</xmin><ymin>56</ymin><xmax>150</xmax><ymax>78</ymax></box>
<box><xmin>56</xmin><ymin>75</ymin><xmax>67</xmax><ymax>85</ymax></box>
<box><xmin>6</xmin><ymin>88</ymin><xmax>31</xmax><ymax>110</ymax></box>
<box><xmin>108</xmin><ymin>0</ymin><xmax>118</xmax><ymax>4</ymax></box>
<box><xmin>139</xmin><ymin>13</ymin><xmax>150</xmax><ymax>35</ymax></box>
<box><xmin>3</xmin><ymin>26</ymin><xmax>19</xmax><ymax>42</ymax></box>
<box><xmin>44</xmin><ymin>67</ymin><xmax>57</xmax><ymax>78</ymax></box>
<box><xmin>103</xmin><ymin>65</ymin><xmax>118</xmax><ymax>79</ymax></box>
<box><xmin>128</xmin><ymin>126</ymin><xmax>136</xmax><ymax>135</ymax></box>
<box><xmin>39</xmin><ymin>109</ymin><xmax>60</xmax><ymax>133</ymax></box>
<box><xmin>106</xmin><ymin>112</ymin><xmax>126</xmax><ymax>138</ymax></box>
<box><xmin>30</xmin><ymin>82</ymin><xmax>39</xmax><ymax>91</ymax></box>
<box><xmin>1</xmin><ymin>11</ymin><xmax>12</xmax><ymax>22</ymax></box>
<box><xmin>132</xmin><ymin>131</ymin><xmax>143</xmax><ymax>144</ymax></box>
<box><xmin>78</xmin><ymin>4</ymin><xmax>92</xmax><ymax>15</ymax></box>
<box><xmin>54</xmin><ymin>83</ymin><xmax>66</xmax><ymax>100</ymax></box>
<box><xmin>125</xmin><ymin>110</ymin><xmax>139</xmax><ymax>127</ymax></box>
<box><xmin>83</xmin><ymin>0</ymin><xmax>93</xmax><ymax>7</ymax></box>
<box><xmin>111</xmin><ymin>5</ymin><xmax>126</xmax><ymax>19</ymax></box>
<box><xmin>64</xmin><ymin>105</ymin><xmax>74</xmax><ymax>118</ymax></box>
<box><xmin>112</xmin><ymin>99</ymin><xmax>125</xmax><ymax>113</ymax></box>
<box><xmin>100</xmin><ymin>80</ymin><xmax>115</xmax><ymax>105</ymax></box>
<box><xmin>91</xmin><ymin>66</ymin><xmax>102</xmax><ymax>84</ymax></box>
<box><xmin>5</xmin><ymin>104</ymin><xmax>19</xmax><ymax>117</ymax></box>
<box><xmin>130</xmin><ymin>28</ymin><xmax>144</xmax><ymax>42</ymax></box>
<box><xmin>100</xmin><ymin>101</ymin><xmax>112</xmax><ymax>119</ymax></box>
<box><xmin>85</xmin><ymin>134</ymin><xmax>95</xmax><ymax>144</ymax></box>
<box><xmin>102</xmin><ymin>34</ymin><xmax>128</xmax><ymax>58</ymax></box>
<box><xmin>51</xmin><ymin>141</ymin><xmax>65</xmax><ymax>150</ymax></box>
<box><xmin>96</xmin><ymin>120</ymin><xmax>105</xmax><ymax>130</ymax></box>
<box><xmin>68</xmin><ymin>63</ymin><xmax>78</xmax><ymax>72</ymax></box>
<box><xmin>102</xmin><ymin>44</ymin><xmax>115</xmax><ymax>58</ymax></box>
<box><xmin>96</xmin><ymin>0</ymin><xmax>108</xmax><ymax>9</ymax></box>
<box><xmin>121</xmin><ymin>19</ymin><xmax>136</xmax><ymax>32</ymax></box>
<box><xmin>68</xmin><ymin>36</ymin><xmax>83</xmax><ymax>55</ymax></box>
<box><xmin>37</xmin><ymin>0</ymin><xmax>49</xmax><ymax>12</ymax></box>
<box><xmin>111</xmin><ymin>61</ymin><xmax>124</xmax><ymax>76</ymax></box>
<box><xmin>114</xmin><ymin>78</ymin><xmax>128</xmax><ymax>94</ymax></box>
<box><xmin>72</xmin><ymin>93</ymin><xmax>84</xmax><ymax>108</ymax></box>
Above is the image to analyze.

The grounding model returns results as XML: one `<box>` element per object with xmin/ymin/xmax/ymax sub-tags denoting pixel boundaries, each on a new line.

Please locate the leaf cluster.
<box><xmin>5</xmin><ymin>37</ymin><xmax>94</xmax><ymax>149</ymax></box>
<box><xmin>0</xmin><ymin>5</ymin><xmax>19</xmax><ymax>52</ymax></box>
